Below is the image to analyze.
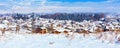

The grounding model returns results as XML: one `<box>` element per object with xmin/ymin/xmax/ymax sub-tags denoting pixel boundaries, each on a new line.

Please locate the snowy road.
<box><xmin>0</xmin><ymin>32</ymin><xmax>120</xmax><ymax>48</ymax></box>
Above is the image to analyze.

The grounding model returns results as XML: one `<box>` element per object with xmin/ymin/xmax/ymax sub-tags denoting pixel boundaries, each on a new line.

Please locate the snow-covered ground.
<box><xmin>0</xmin><ymin>31</ymin><xmax>120</xmax><ymax>48</ymax></box>
<box><xmin>0</xmin><ymin>14</ymin><xmax>120</xmax><ymax>48</ymax></box>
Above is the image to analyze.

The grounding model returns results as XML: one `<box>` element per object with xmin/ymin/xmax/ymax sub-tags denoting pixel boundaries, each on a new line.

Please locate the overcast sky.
<box><xmin>0</xmin><ymin>0</ymin><xmax>120</xmax><ymax>13</ymax></box>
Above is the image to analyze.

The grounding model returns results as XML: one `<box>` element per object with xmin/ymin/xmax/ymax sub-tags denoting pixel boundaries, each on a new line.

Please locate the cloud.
<box><xmin>0</xmin><ymin>3</ymin><xmax>8</xmax><ymax>5</ymax></box>
<box><xmin>41</xmin><ymin>0</ymin><xmax>47</xmax><ymax>6</ymax></box>
<box><xmin>0</xmin><ymin>10</ymin><xmax>11</xmax><ymax>14</ymax></box>
<box><xmin>106</xmin><ymin>0</ymin><xmax>120</xmax><ymax>3</ymax></box>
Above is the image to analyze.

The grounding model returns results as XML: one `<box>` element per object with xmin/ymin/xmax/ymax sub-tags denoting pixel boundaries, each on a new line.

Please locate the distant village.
<box><xmin>0</xmin><ymin>13</ymin><xmax>120</xmax><ymax>35</ymax></box>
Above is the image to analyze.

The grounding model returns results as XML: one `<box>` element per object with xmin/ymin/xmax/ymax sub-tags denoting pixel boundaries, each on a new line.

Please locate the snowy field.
<box><xmin>0</xmin><ymin>31</ymin><xmax>120</xmax><ymax>48</ymax></box>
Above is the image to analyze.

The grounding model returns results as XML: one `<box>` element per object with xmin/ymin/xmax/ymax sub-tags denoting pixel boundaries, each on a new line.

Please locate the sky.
<box><xmin>0</xmin><ymin>0</ymin><xmax>120</xmax><ymax>13</ymax></box>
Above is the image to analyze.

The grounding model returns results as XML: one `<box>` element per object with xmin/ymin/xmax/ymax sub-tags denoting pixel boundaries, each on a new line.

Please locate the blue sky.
<box><xmin>47</xmin><ymin>0</ymin><xmax>108</xmax><ymax>2</ymax></box>
<box><xmin>0</xmin><ymin>0</ymin><xmax>120</xmax><ymax>13</ymax></box>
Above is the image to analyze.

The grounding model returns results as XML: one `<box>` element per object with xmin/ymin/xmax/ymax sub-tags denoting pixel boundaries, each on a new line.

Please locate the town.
<box><xmin>0</xmin><ymin>13</ymin><xmax>120</xmax><ymax>48</ymax></box>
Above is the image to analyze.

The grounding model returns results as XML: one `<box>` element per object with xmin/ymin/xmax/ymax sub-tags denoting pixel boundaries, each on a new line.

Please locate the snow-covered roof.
<box><xmin>41</xmin><ymin>27</ymin><xmax>46</xmax><ymax>29</ymax></box>
<box><xmin>54</xmin><ymin>27</ymin><xmax>65</xmax><ymax>32</ymax></box>
<box><xmin>3</xmin><ymin>20</ymin><xmax>9</xmax><ymax>24</ymax></box>
<box><xmin>9</xmin><ymin>25</ymin><xmax>16</xmax><ymax>28</ymax></box>
<box><xmin>0</xmin><ymin>24</ymin><xmax>7</xmax><ymax>28</ymax></box>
